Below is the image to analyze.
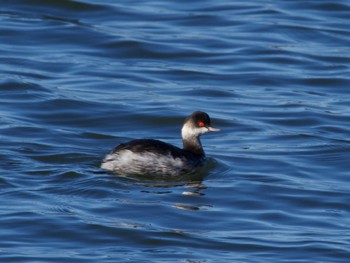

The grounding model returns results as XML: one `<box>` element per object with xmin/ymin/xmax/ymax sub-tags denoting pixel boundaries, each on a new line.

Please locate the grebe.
<box><xmin>101</xmin><ymin>111</ymin><xmax>220</xmax><ymax>177</ymax></box>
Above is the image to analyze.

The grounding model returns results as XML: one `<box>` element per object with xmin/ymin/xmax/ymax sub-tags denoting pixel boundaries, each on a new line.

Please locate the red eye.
<box><xmin>198</xmin><ymin>121</ymin><xmax>205</xmax><ymax>127</ymax></box>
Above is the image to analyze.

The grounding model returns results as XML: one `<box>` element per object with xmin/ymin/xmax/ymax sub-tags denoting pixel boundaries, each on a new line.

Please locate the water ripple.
<box><xmin>1</xmin><ymin>0</ymin><xmax>350</xmax><ymax>262</ymax></box>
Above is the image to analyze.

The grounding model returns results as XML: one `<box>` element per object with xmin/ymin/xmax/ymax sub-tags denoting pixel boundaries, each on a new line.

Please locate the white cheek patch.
<box><xmin>181</xmin><ymin>124</ymin><xmax>208</xmax><ymax>140</ymax></box>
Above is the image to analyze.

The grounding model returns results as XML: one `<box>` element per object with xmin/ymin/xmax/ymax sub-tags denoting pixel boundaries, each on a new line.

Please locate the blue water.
<box><xmin>1</xmin><ymin>0</ymin><xmax>350</xmax><ymax>262</ymax></box>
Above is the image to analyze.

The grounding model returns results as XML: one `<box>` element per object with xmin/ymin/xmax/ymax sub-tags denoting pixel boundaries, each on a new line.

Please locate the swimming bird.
<box><xmin>101</xmin><ymin>111</ymin><xmax>220</xmax><ymax>177</ymax></box>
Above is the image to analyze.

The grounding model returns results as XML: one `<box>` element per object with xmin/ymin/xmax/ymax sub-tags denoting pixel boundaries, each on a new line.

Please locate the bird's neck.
<box><xmin>182</xmin><ymin>137</ymin><xmax>205</xmax><ymax>156</ymax></box>
<box><xmin>181</xmin><ymin>123</ymin><xmax>205</xmax><ymax>156</ymax></box>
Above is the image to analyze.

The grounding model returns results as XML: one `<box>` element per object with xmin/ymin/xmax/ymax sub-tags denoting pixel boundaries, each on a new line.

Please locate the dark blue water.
<box><xmin>1</xmin><ymin>0</ymin><xmax>350</xmax><ymax>262</ymax></box>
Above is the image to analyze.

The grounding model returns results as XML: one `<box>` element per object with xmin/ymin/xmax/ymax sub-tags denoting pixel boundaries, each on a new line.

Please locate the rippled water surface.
<box><xmin>1</xmin><ymin>0</ymin><xmax>350</xmax><ymax>262</ymax></box>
